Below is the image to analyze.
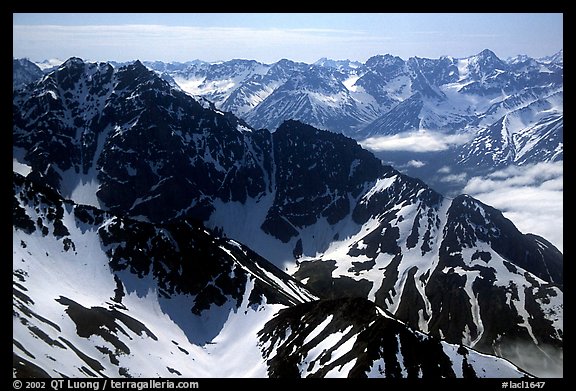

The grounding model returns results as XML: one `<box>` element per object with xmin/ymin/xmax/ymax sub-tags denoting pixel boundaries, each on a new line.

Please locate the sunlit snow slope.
<box><xmin>13</xmin><ymin>172</ymin><xmax>315</xmax><ymax>377</ymax></box>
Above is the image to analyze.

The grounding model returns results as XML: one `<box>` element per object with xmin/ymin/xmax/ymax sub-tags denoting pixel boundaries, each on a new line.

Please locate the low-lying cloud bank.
<box><xmin>360</xmin><ymin>130</ymin><xmax>473</xmax><ymax>152</ymax></box>
<box><xmin>463</xmin><ymin>161</ymin><xmax>563</xmax><ymax>252</ymax></box>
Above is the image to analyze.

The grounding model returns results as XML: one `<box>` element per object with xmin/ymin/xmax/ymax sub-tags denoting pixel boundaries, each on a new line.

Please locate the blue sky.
<box><xmin>13</xmin><ymin>13</ymin><xmax>563</xmax><ymax>63</ymax></box>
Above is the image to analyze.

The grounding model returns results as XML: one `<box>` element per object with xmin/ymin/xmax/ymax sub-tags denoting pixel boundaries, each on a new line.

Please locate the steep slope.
<box><xmin>245</xmin><ymin>66</ymin><xmax>373</xmax><ymax>134</ymax></box>
<box><xmin>353</xmin><ymin>54</ymin><xmax>412</xmax><ymax>109</ymax></box>
<box><xmin>16</xmin><ymin>50</ymin><xmax>562</xmax><ymax>175</ymax></box>
<box><xmin>13</xmin><ymin>58</ymin><xmax>274</xmax><ymax>223</ymax></box>
<box><xmin>291</xmin><ymin>184</ymin><xmax>563</xmax><ymax>377</ymax></box>
<box><xmin>158</xmin><ymin>59</ymin><xmax>271</xmax><ymax>110</ymax></box>
<box><xmin>219</xmin><ymin>59</ymin><xmax>307</xmax><ymax>116</ymax></box>
<box><xmin>357</xmin><ymin>50</ymin><xmax>562</xmax><ymax>197</ymax></box>
<box><xmin>13</xmin><ymin>172</ymin><xmax>316</xmax><ymax>377</ymax></box>
<box><xmin>458</xmin><ymin>91</ymin><xmax>563</xmax><ymax>168</ymax></box>
<box><xmin>357</xmin><ymin>50</ymin><xmax>562</xmax><ymax>161</ymax></box>
<box><xmin>358</xmin><ymin>93</ymin><xmax>425</xmax><ymax>137</ymax></box>
<box><xmin>259</xmin><ymin>298</ymin><xmax>530</xmax><ymax>378</ymax></box>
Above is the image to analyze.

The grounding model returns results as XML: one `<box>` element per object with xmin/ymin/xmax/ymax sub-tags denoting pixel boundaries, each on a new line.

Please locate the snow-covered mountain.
<box><xmin>17</xmin><ymin>50</ymin><xmax>562</xmax><ymax>182</ymax></box>
<box><xmin>243</xmin><ymin>65</ymin><xmax>377</xmax><ymax>134</ymax></box>
<box><xmin>538</xmin><ymin>49</ymin><xmax>563</xmax><ymax>65</ymax></box>
<box><xmin>13</xmin><ymin>171</ymin><xmax>316</xmax><ymax>377</ymax></box>
<box><xmin>134</xmin><ymin>50</ymin><xmax>562</xmax><ymax>195</ymax></box>
<box><xmin>139</xmin><ymin>50</ymin><xmax>561</xmax><ymax>132</ymax></box>
<box><xmin>151</xmin><ymin>59</ymin><xmax>273</xmax><ymax>113</ymax></box>
<box><xmin>13</xmin><ymin>170</ymin><xmax>532</xmax><ymax>378</ymax></box>
<box><xmin>13</xmin><ymin>58</ymin><xmax>563</xmax><ymax>377</ymax></box>
<box><xmin>457</xmin><ymin>90</ymin><xmax>563</xmax><ymax>168</ymax></box>
<box><xmin>313</xmin><ymin>57</ymin><xmax>363</xmax><ymax>71</ymax></box>
<box><xmin>35</xmin><ymin>58</ymin><xmax>65</xmax><ymax>71</ymax></box>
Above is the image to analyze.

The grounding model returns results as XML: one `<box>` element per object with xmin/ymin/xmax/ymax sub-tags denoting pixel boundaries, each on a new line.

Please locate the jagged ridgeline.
<box><xmin>12</xmin><ymin>173</ymin><xmax>531</xmax><ymax>378</ymax></box>
<box><xmin>13</xmin><ymin>57</ymin><xmax>562</xmax><ymax>378</ymax></box>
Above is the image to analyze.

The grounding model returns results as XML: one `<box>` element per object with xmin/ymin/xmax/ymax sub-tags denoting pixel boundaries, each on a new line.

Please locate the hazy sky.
<box><xmin>13</xmin><ymin>13</ymin><xmax>563</xmax><ymax>63</ymax></box>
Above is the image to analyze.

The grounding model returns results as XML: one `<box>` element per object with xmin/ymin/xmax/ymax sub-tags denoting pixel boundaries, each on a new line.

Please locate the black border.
<box><xmin>8</xmin><ymin>6</ymin><xmax>570</xmax><ymax>388</ymax></box>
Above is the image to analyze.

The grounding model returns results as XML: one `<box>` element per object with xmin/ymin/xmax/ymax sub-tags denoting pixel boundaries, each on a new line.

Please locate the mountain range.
<box><xmin>15</xmin><ymin>49</ymin><xmax>562</xmax><ymax>196</ymax></box>
<box><xmin>151</xmin><ymin>49</ymin><xmax>562</xmax><ymax>196</ymax></box>
<box><xmin>13</xmin><ymin>54</ymin><xmax>563</xmax><ymax>378</ymax></box>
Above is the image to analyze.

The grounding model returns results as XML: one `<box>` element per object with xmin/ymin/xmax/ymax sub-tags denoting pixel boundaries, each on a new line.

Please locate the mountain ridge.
<box><xmin>13</xmin><ymin>56</ymin><xmax>563</xmax><ymax>377</ymax></box>
<box><xmin>15</xmin><ymin>50</ymin><xmax>562</xmax><ymax>190</ymax></box>
<box><xmin>13</xmin><ymin>171</ymin><xmax>534</xmax><ymax>378</ymax></box>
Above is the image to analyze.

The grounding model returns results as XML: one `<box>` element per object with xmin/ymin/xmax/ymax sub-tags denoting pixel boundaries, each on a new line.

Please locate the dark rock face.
<box><xmin>13</xmin><ymin>59</ymin><xmax>389</xmax><ymax>239</ymax></box>
<box><xmin>140</xmin><ymin>50</ymin><xmax>563</xmax><ymax>184</ymax></box>
<box><xmin>262</xmin><ymin>120</ymin><xmax>386</xmax><ymax>241</ymax></box>
<box><xmin>13</xmin><ymin>58</ymin><xmax>274</xmax><ymax>223</ymax></box>
<box><xmin>443</xmin><ymin>195</ymin><xmax>562</xmax><ymax>285</ymax></box>
<box><xmin>13</xmin><ymin>58</ymin><xmax>115</xmax><ymax>179</ymax></box>
<box><xmin>96</xmin><ymin>62</ymin><xmax>273</xmax><ymax>222</ymax></box>
<box><xmin>15</xmin><ymin>50</ymin><xmax>563</xmax><ymax>177</ymax></box>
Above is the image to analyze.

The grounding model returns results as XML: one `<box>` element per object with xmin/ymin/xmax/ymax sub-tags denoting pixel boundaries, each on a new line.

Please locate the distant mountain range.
<box><xmin>14</xmin><ymin>49</ymin><xmax>562</xmax><ymax>195</ymax></box>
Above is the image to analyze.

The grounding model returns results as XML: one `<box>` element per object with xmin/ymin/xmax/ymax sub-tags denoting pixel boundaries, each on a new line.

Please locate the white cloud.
<box><xmin>407</xmin><ymin>160</ymin><xmax>426</xmax><ymax>168</ymax></box>
<box><xmin>359</xmin><ymin>130</ymin><xmax>473</xmax><ymax>153</ymax></box>
<box><xmin>463</xmin><ymin>162</ymin><xmax>563</xmax><ymax>251</ymax></box>
<box><xmin>439</xmin><ymin>173</ymin><xmax>468</xmax><ymax>183</ymax></box>
<box><xmin>437</xmin><ymin>166</ymin><xmax>451</xmax><ymax>174</ymax></box>
<box><xmin>486</xmin><ymin>162</ymin><xmax>563</xmax><ymax>181</ymax></box>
